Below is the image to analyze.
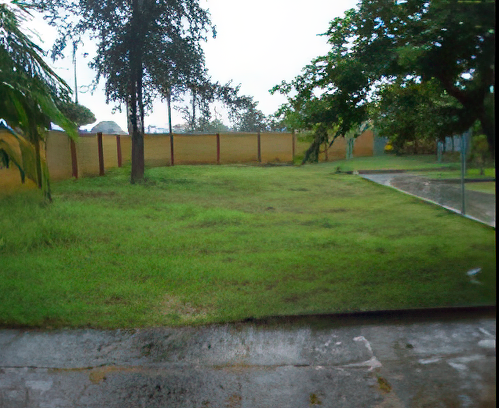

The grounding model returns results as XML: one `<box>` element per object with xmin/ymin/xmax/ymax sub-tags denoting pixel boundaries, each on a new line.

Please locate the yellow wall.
<box><xmin>261</xmin><ymin>133</ymin><xmax>294</xmax><ymax>163</ymax></box>
<box><xmin>174</xmin><ymin>134</ymin><xmax>217</xmax><ymax>164</ymax></box>
<box><xmin>76</xmin><ymin>134</ymin><xmax>99</xmax><ymax>177</ymax></box>
<box><xmin>220</xmin><ymin>133</ymin><xmax>259</xmax><ymax>163</ymax></box>
<box><xmin>144</xmin><ymin>134</ymin><xmax>171</xmax><ymax>167</ymax></box>
<box><xmin>0</xmin><ymin>166</ymin><xmax>37</xmax><ymax>195</ymax></box>
<box><xmin>46</xmin><ymin>131</ymin><xmax>72</xmax><ymax>180</ymax></box>
<box><xmin>323</xmin><ymin>137</ymin><xmax>348</xmax><ymax>161</ymax></box>
<box><xmin>120</xmin><ymin>136</ymin><xmax>132</xmax><ymax>166</ymax></box>
<box><xmin>296</xmin><ymin>129</ymin><xmax>374</xmax><ymax>162</ymax></box>
<box><xmin>353</xmin><ymin>129</ymin><xmax>374</xmax><ymax>157</ymax></box>
<box><xmin>102</xmin><ymin>134</ymin><xmax>119</xmax><ymax>169</ymax></box>
<box><xmin>1</xmin><ymin>130</ymin><xmax>375</xmax><ymax>192</ymax></box>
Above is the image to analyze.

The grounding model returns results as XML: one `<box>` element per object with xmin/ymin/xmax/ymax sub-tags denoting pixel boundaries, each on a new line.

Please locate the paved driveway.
<box><xmin>361</xmin><ymin>173</ymin><xmax>495</xmax><ymax>227</ymax></box>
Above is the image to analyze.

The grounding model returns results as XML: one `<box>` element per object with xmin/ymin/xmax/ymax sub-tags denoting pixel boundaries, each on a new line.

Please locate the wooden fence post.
<box><xmin>257</xmin><ymin>131</ymin><xmax>261</xmax><ymax>163</ymax></box>
<box><xmin>97</xmin><ymin>132</ymin><xmax>104</xmax><ymax>176</ymax></box>
<box><xmin>70</xmin><ymin>139</ymin><xmax>78</xmax><ymax>179</ymax></box>
<box><xmin>216</xmin><ymin>133</ymin><xmax>221</xmax><ymax>165</ymax></box>
<box><xmin>325</xmin><ymin>140</ymin><xmax>329</xmax><ymax>162</ymax></box>
<box><xmin>170</xmin><ymin>133</ymin><xmax>175</xmax><ymax>166</ymax></box>
<box><xmin>116</xmin><ymin>135</ymin><xmax>122</xmax><ymax>167</ymax></box>
<box><xmin>292</xmin><ymin>130</ymin><xmax>295</xmax><ymax>162</ymax></box>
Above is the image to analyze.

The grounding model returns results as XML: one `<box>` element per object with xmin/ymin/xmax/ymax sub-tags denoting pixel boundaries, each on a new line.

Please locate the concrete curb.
<box><xmin>239</xmin><ymin>305</ymin><xmax>496</xmax><ymax>327</ymax></box>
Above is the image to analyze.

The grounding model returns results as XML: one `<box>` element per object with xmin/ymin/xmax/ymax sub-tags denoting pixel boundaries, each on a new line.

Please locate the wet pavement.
<box><xmin>361</xmin><ymin>173</ymin><xmax>496</xmax><ymax>227</ymax></box>
<box><xmin>0</xmin><ymin>310</ymin><xmax>496</xmax><ymax>407</ymax></box>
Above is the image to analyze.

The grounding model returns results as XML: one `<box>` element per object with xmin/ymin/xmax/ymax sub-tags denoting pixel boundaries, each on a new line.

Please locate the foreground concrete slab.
<box><xmin>0</xmin><ymin>310</ymin><xmax>495</xmax><ymax>407</ymax></box>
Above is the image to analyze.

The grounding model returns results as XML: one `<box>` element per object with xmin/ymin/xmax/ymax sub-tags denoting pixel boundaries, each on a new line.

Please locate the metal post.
<box><xmin>116</xmin><ymin>135</ymin><xmax>122</xmax><ymax>167</ymax></box>
<box><xmin>170</xmin><ymin>133</ymin><xmax>174</xmax><ymax>166</ymax></box>
<box><xmin>460</xmin><ymin>133</ymin><xmax>466</xmax><ymax>215</ymax></box>
<box><xmin>72</xmin><ymin>42</ymin><xmax>78</xmax><ymax>104</ymax></box>
<box><xmin>97</xmin><ymin>132</ymin><xmax>105</xmax><ymax>176</ymax></box>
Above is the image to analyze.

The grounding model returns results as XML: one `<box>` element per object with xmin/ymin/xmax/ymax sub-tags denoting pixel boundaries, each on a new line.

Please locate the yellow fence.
<box><xmin>1</xmin><ymin>130</ymin><xmax>374</xmax><ymax>192</ymax></box>
<box><xmin>294</xmin><ymin>129</ymin><xmax>374</xmax><ymax>161</ymax></box>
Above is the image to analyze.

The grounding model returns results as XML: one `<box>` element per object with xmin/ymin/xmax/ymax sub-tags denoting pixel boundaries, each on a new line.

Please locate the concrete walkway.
<box><xmin>0</xmin><ymin>310</ymin><xmax>495</xmax><ymax>407</ymax></box>
<box><xmin>361</xmin><ymin>173</ymin><xmax>496</xmax><ymax>227</ymax></box>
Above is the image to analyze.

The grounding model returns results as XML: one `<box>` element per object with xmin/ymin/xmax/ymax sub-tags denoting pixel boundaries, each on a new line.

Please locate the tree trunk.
<box><xmin>191</xmin><ymin>88</ymin><xmax>196</xmax><ymax>131</ymax></box>
<box><xmin>167</xmin><ymin>89</ymin><xmax>172</xmax><ymax>135</ymax></box>
<box><xmin>302</xmin><ymin>124</ymin><xmax>333</xmax><ymax>164</ymax></box>
<box><xmin>130</xmin><ymin>68</ymin><xmax>145</xmax><ymax>183</ymax></box>
<box><xmin>129</xmin><ymin>0</ymin><xmax>145</xmax><ymax>183</ymax></box>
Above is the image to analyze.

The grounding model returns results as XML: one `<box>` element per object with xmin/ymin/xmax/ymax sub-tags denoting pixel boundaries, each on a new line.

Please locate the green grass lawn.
<box><xmin>0</xmin><ymin>162</ymin><xmax>495</xmax><ymax>329</ymax></box>
<box><xmin>329</xmin><ymin>154</ymin><xmax>461</xmax><ymax>172</ymax></box>
<box><xmin>466</xmin><ymin>182</ymin><xmax>496</xmax><ymax>194</ymax></box>
<box><xmin>333</xmin><ymin>155</ymin><xmax>495</xmax><ymax>194</ymax></box>
<box><xmin>414</xmin><ymin>168</ymin><xmax>496</xmax><ymax>180</ymax></box>
<box><xmin>411</xmin><ymin>167</ymin><xmax>495</xmax><ymax>195</ymax></box>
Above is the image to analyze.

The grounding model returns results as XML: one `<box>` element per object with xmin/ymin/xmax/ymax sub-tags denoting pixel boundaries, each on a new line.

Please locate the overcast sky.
<box><xmin>29</xmin><ymin>0</ymin><xmax>359</xmax><ymax>132</ymax></box>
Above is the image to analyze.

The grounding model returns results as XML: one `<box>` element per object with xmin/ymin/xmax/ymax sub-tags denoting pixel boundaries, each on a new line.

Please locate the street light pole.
<box><xmin>73</xmin><ymin>42</ymin><xmax>78</xmax><ymax>104</ymax></box>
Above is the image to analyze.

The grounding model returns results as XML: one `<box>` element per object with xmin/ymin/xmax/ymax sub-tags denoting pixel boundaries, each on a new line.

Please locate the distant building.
<box><xmin>90</xmin><ymin>121</ymin><xmax>127</xmax><ymax>135</ymax></box>
<box><xmin>146</xmin><ymin>125</ymin><xmax>169</xmax><ymax>134</ymax></box>
<box><xmin>172</xmin><ymin>123</ymin><xmax>189</xmax><ymax>133</ymax></box>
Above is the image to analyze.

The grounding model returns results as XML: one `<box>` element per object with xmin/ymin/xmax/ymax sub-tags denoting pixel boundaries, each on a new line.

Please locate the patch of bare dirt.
<box><xmin>158</xmin><ymin>294</ymin><xmax>213</xmax><ymax>323</ymax></box>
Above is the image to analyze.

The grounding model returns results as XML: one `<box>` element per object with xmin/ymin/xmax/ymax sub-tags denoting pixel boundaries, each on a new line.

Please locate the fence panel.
<box><xmin>324</xmin><ymin>137</ymin><xmax>347</xmax><ymax>161</ymax></box>
<box><xmin>45</xmin><ymin>131</ymin><xmax>73</xmax><ymax>180</ymax></box>
<box><xmin>174</xmin><ymin>134</ymin><xmax>217</xmax><ymax>164</ymax></box>
<box><xmin>120</xmin><ymin>136</ymin><xmax>132</xmax><ymax>166</ymax></box>
<box><xmin>101</xmin><ymin>134</ymin><xmax>119</xmax><ymax>169</ymax></box>
<box><xmin>1</xmin><ymin>130</ymin><xmax>378</xmax><ymax>192</ymax></box>
<box><xmin>353</xmin><ymin>130</ymin><xmax>374</xmax><ymax>157</ymax></box>
<box><xmin>261</xmin><ymin>132</ymin><xmax>293</xmax><ymax>163</ymax></box>
<box><xmin>76</xmin><ymin>134</ymin><xmax>100</xmax><ymax>177</ymax></box>
<box><xmin>144</xmin><ymin>134</ymin><xmax>171</xmax><ymax>167</ymax></box>
<box><xmin>220</xmin><ymin>133</ymin><xmax>259</xmax><ymax>164</ymax></box>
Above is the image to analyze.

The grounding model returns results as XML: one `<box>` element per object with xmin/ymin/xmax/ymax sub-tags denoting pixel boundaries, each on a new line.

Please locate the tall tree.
<box><xmin>272</xmin><ymin>0</ymin><xmax>495</xmax><ymax>158</ymax></box>
<box><xmin>232</xmin><ymin>99</ymin><xmax>269</xmax><ymax>132</ymax></box>
<box><xmin>177</xmin><ymin>79</ymin><xmax>258</xmax><ymax>132</ymax></box>
<box><xmin>56</xmin><ymin>100</ymin><xmax>96</xmax><ymax>128</ymax></box>
<box><xmin>151</xmin><ymin>36</ymin><xmax>206</xmax><ymax>134</ymax></box>
<box><xmin>32</xmin><ymin>0</ymin><xmax>214</xmax><ymax>182</ymax></box>
<box><xmin>371</xmin><ymin>79</ymin><xmax>463</xmax><ymax>153</ymax></box>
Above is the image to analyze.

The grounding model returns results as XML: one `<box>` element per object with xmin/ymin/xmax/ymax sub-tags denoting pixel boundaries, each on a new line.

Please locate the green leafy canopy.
<box><xmin>271</xmin><ymin>0</ymin><xmax>495</xmax><ymax>158</ymax></box>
